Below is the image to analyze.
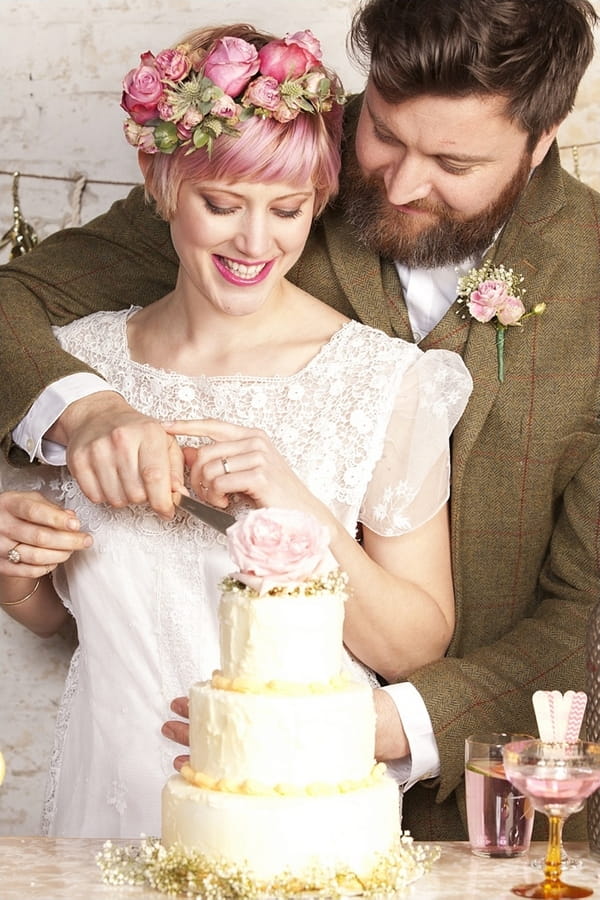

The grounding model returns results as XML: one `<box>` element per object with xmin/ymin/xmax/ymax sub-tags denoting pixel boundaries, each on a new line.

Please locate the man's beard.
<box><xmin>340</xmin><ymin>144</ymin><xmax>532</xmax><ymax>268</ymax></box>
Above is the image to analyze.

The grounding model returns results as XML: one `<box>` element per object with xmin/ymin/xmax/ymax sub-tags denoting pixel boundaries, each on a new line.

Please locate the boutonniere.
<box><xmin>456</xmin><ymin>262</ymin><xmax>546</xmax><ymax>383</ymax></box>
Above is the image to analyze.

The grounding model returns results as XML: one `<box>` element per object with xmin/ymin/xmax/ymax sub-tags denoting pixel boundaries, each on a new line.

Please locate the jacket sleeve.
<box><xmin>0</xmin><ymin>186</ymin><xmax>178</xmax><ymax>464</ymax></box>
<box><xmin>408</xmin><ymin>429</ymin><xmax>600</xmax><ymax>803</ymax></box>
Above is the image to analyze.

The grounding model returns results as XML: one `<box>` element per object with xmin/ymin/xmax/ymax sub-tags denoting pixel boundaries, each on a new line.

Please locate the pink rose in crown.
<box><xmin>176</xmin><ymin>121</ymin><xmax>193</xmax><ymax>142</ymax></box>
<box><xmin>258</xmin><ymin>29</ymin><xmax>322</xmax><ymax>81</ymax></box>
<box><xmin>157</xmin><ymin>95</ymin><xmax>176</xmax><ymax>120</ymax></box>
<box><xmin>203</xmin><ymin>37</ymin><xmax>260</xmax><ymax>97</ymax></box>
<box><xmin>180</xmin><ymin>108</ymin><xmax>203</xmax><ymax>130</ymax></box>
<box><xmin>155</xmin><ymin>47</ymin><xmax>191</xmax><ymax>82</ymax></box>
<box><xmin>272</xmin><ymin>102</ymin><xmax>301</xmax><ymax>123</ymax></box>
<box><xmin>175</xmin><ymin>108</ymin><xmax>202</xmax><ymax>141</ymax></box>
<box><xmin>227</xmin><ymin>507</ymin><xmax>333</xmax><ymax>594</ymax></box>
<box><xmin>210</xmin><ymin>94</ymin><xmax>238</xmax><ymax>119</ymax></box>
<box><xmin>121</xmin><ymin>51</ymin><xmax>165</xmax><ymax>124</ymax></box>
<box><xmin>304</xmin><ymin>70</ymin><xmax>327</xmax><ymax>95</ymax></box>
<box><xmin>287</xmin><ymin>30</ymin><xmax>323</xmax><ymax>62</ymax></box>
<box><xmin>123</xmin><ymin>119</ymin><xmax>158</xmax><ymax>153</ymax></box>
<box><xmin>242</xmin><ymin>75</ymin><xmax>281</xmax><ymax>111</ymax></box>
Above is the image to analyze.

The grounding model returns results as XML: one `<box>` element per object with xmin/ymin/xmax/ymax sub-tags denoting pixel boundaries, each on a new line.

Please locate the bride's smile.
<box><xmin>169</xmin><ymin>179</ymin><xmax>316</xmax><ymax>319</ymax></box>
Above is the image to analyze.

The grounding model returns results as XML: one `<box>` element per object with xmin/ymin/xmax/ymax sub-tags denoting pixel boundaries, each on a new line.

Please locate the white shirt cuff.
<box><xmin>12</xmin><ymin>374</ymin><xmax>119</xmax><ymax>465</ymax></box>
<box><xmin>380</xmin><ymin>681</ymin><xmax>441</xmax><ymax>791</ymax></box>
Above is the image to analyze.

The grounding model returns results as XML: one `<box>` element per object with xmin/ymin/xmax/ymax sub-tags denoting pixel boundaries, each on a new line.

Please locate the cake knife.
<box><xmin>175</xmin><ymin>494</ymin><xmax>236</xmax><ymax>534</ymax></box>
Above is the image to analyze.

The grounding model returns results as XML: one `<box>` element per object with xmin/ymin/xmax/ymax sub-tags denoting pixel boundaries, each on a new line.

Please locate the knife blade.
<box><xmin>175</xmin><ymin>494</ymin><xmax>236</xmax><ymax>534</ymax></box>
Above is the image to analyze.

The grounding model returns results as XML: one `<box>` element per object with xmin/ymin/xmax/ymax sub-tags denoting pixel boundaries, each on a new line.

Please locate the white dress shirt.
<box><xmin>12</xmin><ymin>256</ymin><xmax>479</xmax><ymax>789</ymax></box>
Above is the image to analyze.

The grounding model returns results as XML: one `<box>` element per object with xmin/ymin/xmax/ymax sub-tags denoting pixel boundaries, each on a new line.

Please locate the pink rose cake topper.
<box><xmin>226</xmin><ymin>507</ymin><xmax>336</xmax><ymax>595</ymax></box>
<box><xmin>120</xmin><ymin>29</ymin><xmax>345</xmax><ymax>157</ymax></box>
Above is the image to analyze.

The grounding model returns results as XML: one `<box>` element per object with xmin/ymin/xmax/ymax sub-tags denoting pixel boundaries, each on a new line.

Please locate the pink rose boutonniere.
<box><xmin>457</xmin><ymin>262</ymin><xmax>546</xmax><ymax>382</ymax></box>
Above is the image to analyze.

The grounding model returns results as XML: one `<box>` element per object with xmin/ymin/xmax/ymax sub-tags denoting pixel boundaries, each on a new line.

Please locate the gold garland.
<box><xmin>0</xmin><ymin>173</ymin><xmax>38</xmax><ymax>259</ymax></box>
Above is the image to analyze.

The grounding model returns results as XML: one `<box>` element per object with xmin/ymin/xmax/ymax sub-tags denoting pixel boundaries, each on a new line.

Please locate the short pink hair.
<box><xmin>142</xmin><ymin>24</ymin><xmax>344</xmax><ymax>220</ymax></box>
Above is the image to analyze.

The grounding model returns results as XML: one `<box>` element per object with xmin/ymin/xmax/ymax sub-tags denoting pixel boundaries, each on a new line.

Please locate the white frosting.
<box><xmin>162</xmin><ymin>774</ymin><xmax>401</xmax><ymax>881</ymax></box>
<box><xmin>161</xmin><ymin>577</ymin><xmax>402</xmax><ymax>884</ymax></box>
<box><xmin>218</xmin><ymin>587</ymin><xmax>345</xmax><ymax>683</ymax></box>
<box><xmin>189</xmin><ymin>680</ymin><xmax>377</xmax><ymax>787</ymax></box>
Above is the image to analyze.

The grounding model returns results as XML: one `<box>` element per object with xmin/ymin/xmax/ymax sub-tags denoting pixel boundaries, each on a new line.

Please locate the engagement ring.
<box><xmin>7</xmin><ymin>544</ymin><xmax>22</xmax><ymax>564</ymax></box>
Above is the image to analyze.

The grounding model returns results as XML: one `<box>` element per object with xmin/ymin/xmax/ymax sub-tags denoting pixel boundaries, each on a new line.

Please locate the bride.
<box><xmin>0</xmin><ymin>22</ymin><xmax>471</xmax><ymax>838</ymax></box>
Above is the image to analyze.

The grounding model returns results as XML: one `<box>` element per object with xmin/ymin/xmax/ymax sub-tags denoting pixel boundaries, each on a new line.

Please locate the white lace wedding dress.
<box><xmin>2</xmin><ymin>307</ymin><xmax>471</xmax><ymax>838</ymax></box>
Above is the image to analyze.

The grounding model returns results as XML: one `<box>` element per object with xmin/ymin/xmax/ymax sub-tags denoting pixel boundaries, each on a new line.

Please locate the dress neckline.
<box><xmin>118</xmin><ymin>306</ymin><xmax>357</xmax><ymax>382</ymax></box>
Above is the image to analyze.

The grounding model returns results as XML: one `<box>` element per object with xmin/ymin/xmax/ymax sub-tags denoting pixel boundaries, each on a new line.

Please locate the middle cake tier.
<box><xmin>189</xmin><ymin>679</ymin><xmax>377</xmax><ymax>788</ymax></box>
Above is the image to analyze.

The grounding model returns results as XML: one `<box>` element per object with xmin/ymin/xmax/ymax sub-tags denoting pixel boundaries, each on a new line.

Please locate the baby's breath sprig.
<box><xmin>96</xmin><ymin>834</ymin><xmax>441</xmax><ymax>898</ymax></box>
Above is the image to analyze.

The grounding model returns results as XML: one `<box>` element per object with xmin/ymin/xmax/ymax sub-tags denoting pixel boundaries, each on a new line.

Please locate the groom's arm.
<box><xmin>0</xmin><ymin>185</ymin><xmax>177</xmax><ymax>464</ymax></box>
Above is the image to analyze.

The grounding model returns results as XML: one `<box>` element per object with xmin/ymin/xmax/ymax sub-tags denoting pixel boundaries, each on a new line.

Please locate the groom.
<box><xmin>1</xmin><ymin>0</ymin><xmax>599</xmax><ymax>841</ymax></box>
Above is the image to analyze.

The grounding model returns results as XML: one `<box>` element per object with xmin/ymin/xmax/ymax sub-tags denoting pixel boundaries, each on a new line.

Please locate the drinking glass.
<box><xmin>465</xmin><ymin>732</ymin><xmax>535</xmax><ymax>857</ymax></box>
<box><xmin>502</xmin><ymin>739</ymin><xmax>600</xmax><ymax>899</ymax></box>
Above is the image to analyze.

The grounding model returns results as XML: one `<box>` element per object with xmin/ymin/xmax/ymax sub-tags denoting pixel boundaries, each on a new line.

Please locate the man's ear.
<box><xmin>531</xmin><ymin>124</ymin><xmax>561</xmax><ymax>168</ymax></box>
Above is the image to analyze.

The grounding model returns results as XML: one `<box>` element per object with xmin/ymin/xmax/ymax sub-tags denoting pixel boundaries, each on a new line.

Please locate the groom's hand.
<box><xmin>46</xmin><ymin>392</ymin><xmax>185</xmax><ymax>517</ymax></box>
<box><xmin>373</xmin><ymin>688</ymin><xmax>409</xmax><ymax>760</ymax></box>
<box><xmin>162</xmin><ymin>696</ymin><xmax>190</xmax><ymax>771</ymax></box>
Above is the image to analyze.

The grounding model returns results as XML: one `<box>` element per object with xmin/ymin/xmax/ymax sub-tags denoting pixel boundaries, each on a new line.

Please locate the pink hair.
<box><xmin>144</xmin><ymin>103</ymin><xmax>343</xmax><ymax>220</ymax></box>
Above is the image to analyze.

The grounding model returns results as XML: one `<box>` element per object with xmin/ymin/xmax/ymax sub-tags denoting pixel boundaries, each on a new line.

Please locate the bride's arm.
<box><xmin>328</xmin><ymin>505</ymin><xmax>454</xmax><ymax>682</ymax></box>
<box><xmin>165</xmin><ymin>418</ymin><xmax>456</xmax><ymax>683</ymax></box>
<box><xmin>0</xmin><ymin>572</ymin><xmax>67</xmax><ymax>638</ymax></box>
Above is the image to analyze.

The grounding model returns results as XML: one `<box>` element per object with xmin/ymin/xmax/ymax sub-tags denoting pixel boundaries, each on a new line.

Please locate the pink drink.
<box><xmin>466</xmin><ymin>760</ymin><xmax>534</xmax><ymax>857</ymax></box>
<box><xmin>503</xmin><ymin>765</ymin><xmax>600</xmax><ymax>817</ymax></box>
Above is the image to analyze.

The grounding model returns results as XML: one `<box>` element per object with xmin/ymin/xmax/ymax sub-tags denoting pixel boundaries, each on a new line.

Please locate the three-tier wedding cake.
<box><xmin>161</xmin><ymin>507</ymin><xmax>401</xmax><ymax>890</ymax></box>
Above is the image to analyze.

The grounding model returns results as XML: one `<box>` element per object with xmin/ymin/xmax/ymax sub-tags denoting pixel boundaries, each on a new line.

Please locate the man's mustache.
<box><xmin>369</xmin><ymin>176</ymin><xmax>451</xmax><ymax>219</ymax></box>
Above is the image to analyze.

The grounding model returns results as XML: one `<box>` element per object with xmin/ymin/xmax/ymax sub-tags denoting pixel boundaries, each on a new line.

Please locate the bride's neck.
<box><xmin>127</xmin><ymin>288</ymin><xmax>319</xmax><ymax>377</ymax></box>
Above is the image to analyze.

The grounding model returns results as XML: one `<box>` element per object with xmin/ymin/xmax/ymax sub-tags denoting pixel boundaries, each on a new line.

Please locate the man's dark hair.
<box><xmin>348</xmin><ymin>0</ymin><xmax>597</xmax><ymax>144</ymax></box>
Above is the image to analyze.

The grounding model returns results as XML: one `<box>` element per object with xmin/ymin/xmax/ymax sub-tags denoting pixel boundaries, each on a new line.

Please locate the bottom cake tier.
<box><xmin>162</xmin><ymin>772</ymin><xmax>401</xmax><ymax>883</ymax></box>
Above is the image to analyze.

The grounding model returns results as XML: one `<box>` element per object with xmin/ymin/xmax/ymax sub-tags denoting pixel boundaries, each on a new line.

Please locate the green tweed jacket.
<box><xmin>1</xmin><ymin>96</ymin><xmax>598</xmax><ymax>841</ymax></box>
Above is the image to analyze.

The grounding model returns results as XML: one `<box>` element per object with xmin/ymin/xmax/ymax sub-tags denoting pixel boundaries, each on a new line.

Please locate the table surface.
<box><xmin>0</xmin><ymin>839</ymin><xmax>598</xmax><ymax>899</ymax></box>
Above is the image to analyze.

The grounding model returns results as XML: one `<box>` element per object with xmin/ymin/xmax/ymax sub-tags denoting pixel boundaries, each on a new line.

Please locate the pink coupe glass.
<box><xmin>502</xmin><ymin>739</ymin><xmax>600</xmax><ymax>899</ymax></box>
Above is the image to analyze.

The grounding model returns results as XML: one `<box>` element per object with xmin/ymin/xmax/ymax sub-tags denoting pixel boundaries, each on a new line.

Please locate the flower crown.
<box><xmin>121</xmin><ymin>29</ymin><xmax>345</xmax><ymax>157</ymax></box>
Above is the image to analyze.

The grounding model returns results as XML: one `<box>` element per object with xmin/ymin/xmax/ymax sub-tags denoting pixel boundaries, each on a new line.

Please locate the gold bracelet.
<box><xmin>0</xmin><ymin>579</ymin><xmax>41</xmax><ymax>608</ymax></box>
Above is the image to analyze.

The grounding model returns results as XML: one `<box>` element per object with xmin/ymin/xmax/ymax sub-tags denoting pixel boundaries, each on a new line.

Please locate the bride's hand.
<box><xmin>164</xmin><ymin>419</ymin><xmax>327</xmax><ymax>518</ymax></box>
<box><xmin>0</xmin><ymin>490</ymin><xmax>92</xmax><ymax>578</ymax></box>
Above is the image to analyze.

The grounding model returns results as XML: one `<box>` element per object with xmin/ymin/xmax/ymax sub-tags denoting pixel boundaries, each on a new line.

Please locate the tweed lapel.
<box><xmin>424</xmin><ymin>144</ymin><xmax>564</xmax><ymax>485</ymax></box>
<box><xmin>322</xmin><ymin>203</ymin><xmax>413</xmax><ymax>338</ymax></box>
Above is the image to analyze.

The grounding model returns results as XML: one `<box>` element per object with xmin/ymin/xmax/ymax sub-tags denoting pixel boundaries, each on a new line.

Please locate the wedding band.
<box><xmin>222</xmin><ymin>458</ymin><xmax>231</xmax><ymax>475</ymax></box>
<box><xmin>7</xmin><ymin>543</ymin><xmax>22</xmax><ymax>564</ymax></box>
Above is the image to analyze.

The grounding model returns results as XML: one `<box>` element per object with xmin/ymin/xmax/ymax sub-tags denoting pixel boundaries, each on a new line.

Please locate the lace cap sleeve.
<box><xmin>360</xmin><ymin>348</ymin><xmax>472</xmax><ymax>536</ymax></box>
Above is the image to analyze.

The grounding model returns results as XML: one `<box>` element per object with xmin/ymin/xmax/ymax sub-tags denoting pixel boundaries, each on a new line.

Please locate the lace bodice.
<box><xmin>6</xmin><ymin>307</ymin><xmax>470</xmax><ymax>839</ymax></box>
<box><xmin>55</xmin><ymin>308</ymin><xmax>471</xmax><ymax>533</ymax></box>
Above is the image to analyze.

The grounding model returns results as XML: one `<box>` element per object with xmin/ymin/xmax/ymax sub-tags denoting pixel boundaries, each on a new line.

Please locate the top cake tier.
<box><xmin>218</xmin><ymin>576</ymin><xmax>347</xmax><ymax>685</ymax></box>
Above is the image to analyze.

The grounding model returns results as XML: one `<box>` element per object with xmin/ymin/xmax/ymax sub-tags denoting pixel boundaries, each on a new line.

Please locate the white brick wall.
<box><xmin>0</xmin><ymin>0</ymin><xmax>599</xmax><ymax>836</ymax></box>
<box><xmin>0</xmin><ymin>0</ymin><xmax>363</xmax><ymax>253</ymax></box>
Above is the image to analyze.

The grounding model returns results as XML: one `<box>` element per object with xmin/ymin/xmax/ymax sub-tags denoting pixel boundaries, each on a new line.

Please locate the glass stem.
<box><xmin>544</xmin><ymin>814</ymin><xmax>565</xmax><ymax>885</ymax></box>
